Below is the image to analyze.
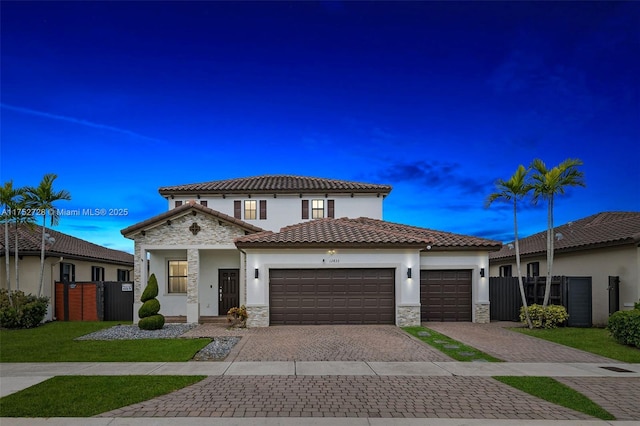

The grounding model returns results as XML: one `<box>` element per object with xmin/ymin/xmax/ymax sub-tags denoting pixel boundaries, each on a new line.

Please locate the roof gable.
<box><xmin>490</xmin><ymin>211</ymin><xmax>640</xmax><ymax>260</ymax></box>
<box><xmin>235</xmin><ymin>217</ymin><xmax>502</xmax><ymax>250</ymax></box>
<box><xmin>158</xmin><ymin>175</ymin><xmax>392</xmax><ymax>196</ymax></box>
<box><xmin>2</xmin><ymin>224</ymin><xmax>133</xmax><ymax>265</ymax></box>
<box><xmin>121</xmin><ymin>200</ymin><xmax>265</xmax><ymax>237</ymax></box>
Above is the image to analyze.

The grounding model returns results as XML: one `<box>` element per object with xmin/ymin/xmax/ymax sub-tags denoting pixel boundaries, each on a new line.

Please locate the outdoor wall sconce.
<box><xmin>407</xmin><ymin>267</ymin><xmax>412</xmax><ymax>279</ymax></box>
<box><xmin>254</xmin><ymin>268</ymin><xmax>259</xmax><ymax>279</ymax></box>
<box><xmin>480</xmin><ymin>268</ymin><xmax>485</xmax><ymax>278</ymax></box>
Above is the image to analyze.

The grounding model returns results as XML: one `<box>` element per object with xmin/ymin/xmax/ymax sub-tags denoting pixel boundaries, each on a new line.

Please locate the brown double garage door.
<box><xmin>269</xmin><ymin>268</ymin><xmax>395</xmax><ymax>325</ymax></box>
<box><xmin>269</xmin><ymin>268</ymin><xmax>472</xmax><ymax>324</ymax></box>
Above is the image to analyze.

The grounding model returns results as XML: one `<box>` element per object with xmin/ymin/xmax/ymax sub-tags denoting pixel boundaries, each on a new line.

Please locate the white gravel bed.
<box><xmin>75</xmin><ymin>323</ymin><xmax>198</xmax><ymax>340</ymax></box>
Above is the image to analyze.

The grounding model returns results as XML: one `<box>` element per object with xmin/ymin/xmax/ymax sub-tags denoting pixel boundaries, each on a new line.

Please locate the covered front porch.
<box><xmin>136</xmin><ymin>247</ymin><xmax>245</xmax><ymax>324</ymax></box>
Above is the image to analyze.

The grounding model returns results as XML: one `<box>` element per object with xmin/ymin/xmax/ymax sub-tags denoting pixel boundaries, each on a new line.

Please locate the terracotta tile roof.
<box><xmin>235</xmin><ymin>217</ymin><xmax>502</xmax><ymax>250</ymax></box>
<box><xmin>121</xmin><ymin>200</ymin><xmax>265</xmax><ymax>236</ymax></box>
<box><xmin>490</xmin><ymin>211</ymin><xmax>640</xmax><ymax>260</ymax></box>
<box><xmin>1</xmin><ymin>224</ymin><xmax>133</xmax><ymax>265</ymax></box>
<box><xmin>158</xmin><ymin>175</ymin><xmax>392</xmax><ymax>195</ymax></box>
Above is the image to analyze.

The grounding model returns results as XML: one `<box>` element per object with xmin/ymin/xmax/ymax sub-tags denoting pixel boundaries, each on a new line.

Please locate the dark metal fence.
<box><xmin>489</xmin><ymin>276</ymin><xmax>592</xmax><ymax>327</ymax></box>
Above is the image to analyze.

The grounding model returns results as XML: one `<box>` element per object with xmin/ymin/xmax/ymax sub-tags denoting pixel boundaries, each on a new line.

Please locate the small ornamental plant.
<box><xmin>520</xmin><ymin>304</ymin><xmax>569</xmax><ymax>329</ymax></box>
<box><xmin>227</xmin><ymin>305</ymin><xmax>248</xmax><ymax>328</ymax></box>
<box><xmin>138</xmin><ymin>273</ymin><xmax>165</xmax><ymax>330</ymax></box>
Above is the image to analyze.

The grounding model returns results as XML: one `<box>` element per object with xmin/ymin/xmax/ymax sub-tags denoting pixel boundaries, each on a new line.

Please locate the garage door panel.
<box><xmin>420</xmin><ymin>269</ymin><xmax>472</xmax><ymax>322</ymax></box>
<box><xmin>270</xmin><ymin>268</ymin><xmax>395</xmax><ymax>325</ymax></box>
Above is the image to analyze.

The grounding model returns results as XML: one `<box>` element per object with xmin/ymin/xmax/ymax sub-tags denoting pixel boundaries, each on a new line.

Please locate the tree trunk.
<box><xmin>4</xmin><ymin>221</ymin><xmax>10</xmax><ymax>291</ymax></box>
<box><xmin>14</xmin><ymin>223</ymin><xmax>20</xmax><ymax>290</ymax></box>
<box><xmin>543</xmin><ymin>196</ymin><xmax>554</xmax><ymax>307</ymax></box>
<box><xmin>37</xmin><ymin>216</ymin><xmax>46</xmax><ymax>298</ymax></box>
<box><xmin>514</xmin><ymin>201</ymin><xmax>533</xmax><ymax>328</ymax></box>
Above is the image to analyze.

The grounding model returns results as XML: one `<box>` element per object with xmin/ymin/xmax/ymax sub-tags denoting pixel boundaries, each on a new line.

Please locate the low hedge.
<box><xmin>0</xmin><ymin>289</ymin><xmax>49</xmax><ymax>329</ymax></box>
<box><xmin>607</xmin><ymin>304</ymin><xmax>640</xmax><ymax>349</ymax></box>
<box><xmin>520</xmin><ymin>304</ymin><xmax>569</xmax><ymax>329</ymax></box>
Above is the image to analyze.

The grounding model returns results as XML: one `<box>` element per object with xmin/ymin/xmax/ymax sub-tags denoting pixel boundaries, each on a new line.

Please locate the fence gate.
<box><xmin>489</xmin><ymin>277</ymin><xmax>522</xmax><ymax>321</ymax></box>
<box><xmin>103</xmin><ymin>282</ymin><xmax>134</xmax><ymax>321</ymax></box>
<box><xmin>566</xmin><ymin>277</ymin><xmax>592</xmax><ymax>327</ymax></box>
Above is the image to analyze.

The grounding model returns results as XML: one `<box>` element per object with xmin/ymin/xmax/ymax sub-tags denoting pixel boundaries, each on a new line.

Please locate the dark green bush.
<box><xmin>607</xmin><ymin>306</ymin><xmax>640</xmax><ymax>349</ymax></box>
<box><xmin>138</xmin><ymin>314</ymin><xmax>165</xmax><ymax>330</ymax></box>
<box><xmin>138</xmin><ymin>299</ymin><xmax>160</xmax><ymax>318</ymax></box>
<box><xmin>0</xmin><ymin>289</ymin><xmax>49</xmax><ymax>329</ymax></box>
<box><xmin>138</xmin><ymin>273</ymin><xmax>164</xmax><ymax>330</ymax></box>
<box><xmin>140</xmin><ymin>274</ymin><xmax>159</xmax><ymax>302</ymax></box>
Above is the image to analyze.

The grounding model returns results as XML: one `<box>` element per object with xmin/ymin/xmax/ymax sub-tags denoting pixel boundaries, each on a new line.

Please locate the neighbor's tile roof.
<box><xmin>235</xmin><ymin>217</ymin><xmax>502</xmax><ymax>250</ymax></box>
<box><xmin>1</xmin><ymin>224</ymin><xmax>134</xmax><ymax>265</ymax></box>
<box><xmin>490</xmin><ymin>211</ymin><xmax>640</xmax><ymax>260</ymax></box>
<box><xmin>158</xmin><ymin>175</ymin><xmax>392</xmax><ymax>195</ymax></box>
<box><xmin>121</xmin><ymin>200</ymin><xmax>265</xmax><ymax>236</ymax></box>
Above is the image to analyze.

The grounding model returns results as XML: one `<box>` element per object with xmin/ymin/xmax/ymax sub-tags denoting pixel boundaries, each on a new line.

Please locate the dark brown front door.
<box><xmin>420</xmin><ymin>270</ymin><xmax>472</xmax><ymax>322</ymax></box>
<box><xmin>218</xmin><ymin>269</ymin><xmax>239</xmax><ymax>315</ymax></box>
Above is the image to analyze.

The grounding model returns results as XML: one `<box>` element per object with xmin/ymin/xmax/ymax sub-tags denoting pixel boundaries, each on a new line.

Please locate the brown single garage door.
<box><xmin>420</xmin><ymin>270</ymin><xmax>472</xmax><ymax>322</ymax></box>
<box><xmin>269</xmin><ymin>268</ymin><xmax>395</xmax><ymax>325</ymax></box>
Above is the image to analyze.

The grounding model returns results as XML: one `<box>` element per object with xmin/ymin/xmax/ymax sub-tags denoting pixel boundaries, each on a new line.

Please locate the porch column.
<box><xmin>133</xmin><ymin>245</ymin><xmax>146</xmax><ymax>325</ymax></box>
<box><xmin>186</xmin><ymin>248</ymin><xmax>200</xmax><ymax>323</ymax></box>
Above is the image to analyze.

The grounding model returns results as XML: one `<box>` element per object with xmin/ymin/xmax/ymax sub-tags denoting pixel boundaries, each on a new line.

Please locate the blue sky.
<box><xmin>1</xmin><ymin>1</ymin><xmax>639</xmax><ymax>254</ymax></box>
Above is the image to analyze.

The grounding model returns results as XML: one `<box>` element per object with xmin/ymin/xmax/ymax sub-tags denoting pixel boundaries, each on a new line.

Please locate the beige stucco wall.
<box><xmin>1</xmin><ymin>255</ymin><xmax>133</xmax><ymax>321</ymax></box>
<box><xmin>490</xmin><ymin>244</ymin><xmax>640</xmax><ymax>325</ymax></box>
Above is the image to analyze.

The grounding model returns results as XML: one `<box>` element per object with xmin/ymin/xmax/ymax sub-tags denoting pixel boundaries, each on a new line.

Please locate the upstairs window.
<box><xmin>91</xmin><ymin>266</ymin><xmax>105</xmax><ymax>281</ymax></box>
<box><xmin>527</xmin><ymin>262</ymin><xmax>540</xmax><ymax>277</ymax></box>
<box><xmin>259</xmin><ymin>200</ymin><xmax>267</xmax><ymax>220</ymax></box>
<box><xmin>312</xmin><ymin>199</ymin><xmax>324</xmax><ymax>219</ymax></box>
<box><xmin>244</xmin><ymin>200</ymin><xmax>257</xmax><ymax>220</ymax></box>
<box><xmin>200</xmin><ymin>200</ymin><xmax>208</xmax><ymax>207</ymax></box>
<box><xmin>499</xmin><ymin>265</ymin><xmax>512</xmax><ymax>277</ymax></box>
<box><xmin>174</xmin><ymin>200</ymin><xmax>183</xmax><ymax>208</ymax></box>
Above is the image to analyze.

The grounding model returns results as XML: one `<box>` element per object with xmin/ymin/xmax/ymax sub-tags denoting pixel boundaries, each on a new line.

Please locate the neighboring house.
<box><xmin>1</xmin><ymin>224</ymin><xmax>135</xmax><ymax>321</ymax></box>
<box><xmin>122</xmin><ymin>175</ymin><xmax>501</xmax><ymax>326</ymax></box>
<box><xmin>489</xmin><ymin>211</ymin><xmax>640</xmax><ymax>325</ymax></box>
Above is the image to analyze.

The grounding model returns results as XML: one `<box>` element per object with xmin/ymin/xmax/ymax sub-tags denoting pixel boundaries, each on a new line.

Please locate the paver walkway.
<box><xmin>98</xmin><ymin>375</ymin><xmax>593</xmax><ymax>420</ymax></box>
<box><xmin>556</xmin><ymin>377</ymin><xmax>640</xmax><ymax>421</ymax></box>
<box><xmin>424</xmin><ymin>322</ymin><xmax>615</xmax><ymax>363</ymax></box>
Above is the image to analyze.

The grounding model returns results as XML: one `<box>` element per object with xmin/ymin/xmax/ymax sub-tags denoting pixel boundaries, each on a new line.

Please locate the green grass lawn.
<box><xmin>0</xmin><ymin>321</ymin><xmax>211</xmax><ymax>362</ymax></box>
<box><xmin>0</xmin><ymin>375</ymin><xmax>206</xmax><ymax>417</ymax></box>
<box><xmin>510</xmin><ymin>327</ymin><xmax>640</xmax><ymax>363</ymax></box>
<box><xmin>494</xmin><ymin>376</ymin><xmax>615</xmax><ymax>420</ymax></box>
<box><xmin>403</xmin><ymin>326</ymin><xmax>502</xmax><ymax>362</ymax></box>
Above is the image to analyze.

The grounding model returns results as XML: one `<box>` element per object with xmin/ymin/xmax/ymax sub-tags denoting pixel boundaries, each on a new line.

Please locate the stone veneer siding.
<box><xmin>474</xmin><ymin>302</ymin><xmax>490</xmax><ymax>324</ymax></box>
<box><xmin>396</xmin><ymin>305</ymin><xmax>421</xmax><ymax>327</ymax></box>
<box><xmin>129</xmin><ymin>210</ymin><xmax>248</xmax><ymax>322</ymax></box>
<box><xmin>247</xmin><ymin>305</ymin><xmax>269</xmax><ymax>327</ymax></box>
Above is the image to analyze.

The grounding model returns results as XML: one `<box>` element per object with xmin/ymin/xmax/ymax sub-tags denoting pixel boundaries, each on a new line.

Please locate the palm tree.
<box><xmin>25</xmin><ymin>174</ymin><xmax>71</xmax><ymax>297</ymax></box>
<box><xmin>13</xmin><ymin>195</ymin><xmax>36</xmax><ymax>291</ymax></box>
<box><xmin>1</xmin><ymin>180</ymin><xmax>21</xmax><ymax>293</ymax></box>
<box><xmin>486</xmin><ymin>165</ymin><xmax>533</xmax><ymax>329</ymax></box>
<box><xmin>530</xmin><ymin>158</ymin><xmax>585</xmax><ymax>307</ymax></box>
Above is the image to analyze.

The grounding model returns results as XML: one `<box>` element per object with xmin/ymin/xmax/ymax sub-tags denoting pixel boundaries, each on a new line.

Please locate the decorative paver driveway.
<box><xmin>424</xmin><ymin>322</ymin><xmax>615</xmax><ymax>363</ymax></box>
<box><xmin>557</xmin><ymin>377</ymin><xmax>640</xmax><ymax>420</ymax></box>
<box><xmin>184</xmin><ymin>325</ymin><xmax>452</xmax><ymax>362</ymax></box>
<box><xmin>99</xmin><ymin>375</ymin><xmax>593</xmax><ymax>419</ymax></box>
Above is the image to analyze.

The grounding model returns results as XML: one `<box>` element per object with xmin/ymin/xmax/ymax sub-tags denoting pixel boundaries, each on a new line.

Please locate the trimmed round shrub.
<box><xmin>138</xmin><ymin>314</ymin><xmax>165</xmax><ymax>330</ymax></box>
<box><xmin>138</xmin><ymin>298</ymin><xmax>160</xmax><ymax>318</ymax></box>
<box><xmin>141</xmin><ymin>273</ymin><xmax>159</xmax><ymax>302</ymax></box>
<box><xmin>608</xmin><ymin>308</ymin><xmax>640</xmax><ymax>348</ymax></box>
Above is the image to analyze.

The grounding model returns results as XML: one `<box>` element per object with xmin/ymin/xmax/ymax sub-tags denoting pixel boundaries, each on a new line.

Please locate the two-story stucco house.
<box><xmin>121</xmin><ymin>175</ymin><xmax>501</xmax><ymax>326</ymax></box>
